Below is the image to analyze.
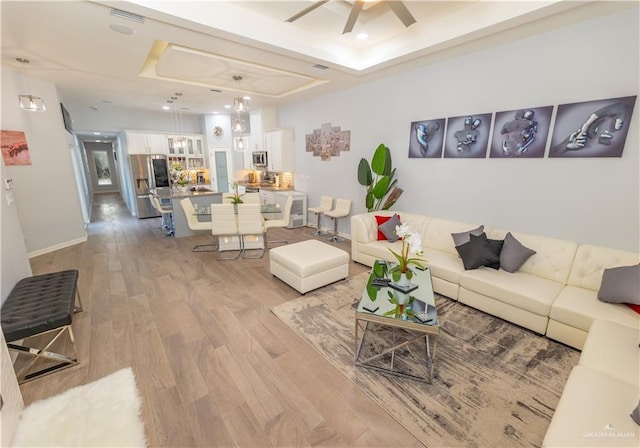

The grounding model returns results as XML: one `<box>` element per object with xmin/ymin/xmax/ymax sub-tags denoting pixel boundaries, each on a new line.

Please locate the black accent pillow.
<box><xmin>485</xmin><ymin>238</ymin><xmax>505</xmax><ymax>270</ymax></box>
<box><xmin>455</xmin><ymin>233</ymin><xmax>501</xmax><ymax>270</ymax></box>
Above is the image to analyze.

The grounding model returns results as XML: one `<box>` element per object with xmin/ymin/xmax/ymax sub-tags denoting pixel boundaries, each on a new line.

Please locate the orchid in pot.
<box><xmin>388</xmin><ymin>224</ymin><xmax>426</xmax><ymax>285</ymax></box>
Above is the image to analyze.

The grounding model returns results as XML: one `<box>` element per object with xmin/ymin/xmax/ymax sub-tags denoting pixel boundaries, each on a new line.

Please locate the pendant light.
<box><xmin>231</xmin><ymin>75</ymin><xmax>249</xmax><ymax>135</ymax></box>
<box><xmin>16</xmin><ymin>58</ymin><xmax>46</xmax><ymax>112</ymax></box>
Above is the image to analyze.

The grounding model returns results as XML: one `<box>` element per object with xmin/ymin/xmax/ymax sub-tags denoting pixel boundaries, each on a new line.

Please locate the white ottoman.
<box><xmin>269</xmin><ymin>240</ymin><xmax>349</xmax><ymax>294</ymax></box>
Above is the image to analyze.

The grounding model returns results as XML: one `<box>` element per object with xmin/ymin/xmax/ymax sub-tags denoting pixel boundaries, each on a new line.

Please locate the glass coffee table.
<box><xmin>355</xmin><ymin>261</ymin><xmax>439</xmax><ymax>383</ymax></box>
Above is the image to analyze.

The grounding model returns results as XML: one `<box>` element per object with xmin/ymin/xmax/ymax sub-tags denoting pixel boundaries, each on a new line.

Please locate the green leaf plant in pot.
<box><xmin>357</xmin><ymin>143</ymin><xmax>403</xmax><ymax>212</ymax></box>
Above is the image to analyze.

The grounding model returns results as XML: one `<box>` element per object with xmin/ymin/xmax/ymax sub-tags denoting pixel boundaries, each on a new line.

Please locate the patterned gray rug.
<box><xmin>271</xmin><ymin>273</ymin><xmax>579</xmax><ymax>448</ymax></box>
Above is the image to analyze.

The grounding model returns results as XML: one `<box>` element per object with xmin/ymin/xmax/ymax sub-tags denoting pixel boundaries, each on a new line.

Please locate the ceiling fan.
<box><xmin>285</xmin><ymin>0</ymin><xmax>417</xmax><ymax>35</ymax></box>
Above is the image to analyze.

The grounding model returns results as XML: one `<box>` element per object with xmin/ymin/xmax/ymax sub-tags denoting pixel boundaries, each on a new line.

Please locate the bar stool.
<box><xmin>325</xmin><ymin>198</ymin><xmax>352</xmax><ymax>243</ymax></box>
<box><xmin>150</xmin><ymin>194</ymin><xmax>174</xmax><ymax>237</ymax></box>
<box><xmin>308</xmin><ymin>196</ymin><xmax>333</xmax><ymax>236</ymax></box>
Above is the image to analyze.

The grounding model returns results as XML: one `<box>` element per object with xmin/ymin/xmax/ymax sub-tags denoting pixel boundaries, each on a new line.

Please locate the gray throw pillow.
<box><xmin>452</xmin><ymin>225</ymin><xmax>485</xmax><ymax>247</ymax></box>
<box><xmin>455</xmin><ymin>233</ymin><xmax>500</xmax><ymax>270</ymax></box>
<box><xmin>500</xmin><ymin>232</ymin><xmax>536</xmax><ymax>273</ymax></box>
<box><xmin>631</xmin><ymin>399</ymin><xmax>640</xmax><ymax>426</ymax></box>
<box><xmin>597</xmin><ymin>265</ymin><xmax>640</xmax><ymax>305</ymax></box>
<box><xmin>378</xmin><ymin>213</ymin><xmax>403</xmax><ymax>242</ymax></box>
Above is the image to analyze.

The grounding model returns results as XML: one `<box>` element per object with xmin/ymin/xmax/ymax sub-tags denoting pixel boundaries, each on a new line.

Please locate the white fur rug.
<box><xmin>12</xmin><ymin>368</ymin><xmax>146</xmax><ymax>447</ymax></box>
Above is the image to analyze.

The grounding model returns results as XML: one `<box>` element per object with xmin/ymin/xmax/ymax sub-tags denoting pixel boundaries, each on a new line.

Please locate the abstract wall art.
<box><xmin>489</xmin><ymin>106</ymin><xmax>553</xmax><ymax>158</ymax></box>
<box><xmin>305</xmin><ymin>122</ymin><xmax>351</xmax><ymax>161</ymax></box>
<box><xmin>1</xmin><ymin>130</ymin><xmax>31</xmax><ymax>166</ymax></box>
<box><xmin>443</xmin><ymin>113</ymin><xmax>492</xmax><ymax>158</ymax></box>
<box><xmin>549</xmin><ymin>95</ymin><xmax>637</xmax><ymax>158</ymax></box>
<box><xmin>408</xmin><ymin>118</ymin><xmax>445</xmax><ymax>158</ymax></box>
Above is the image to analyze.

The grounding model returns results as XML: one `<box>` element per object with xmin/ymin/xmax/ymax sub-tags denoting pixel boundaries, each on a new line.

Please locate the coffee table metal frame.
<box><xmin>355</xmin><ymin>264</ymin><xmax>438</xmax><ymax>383</ymax></box>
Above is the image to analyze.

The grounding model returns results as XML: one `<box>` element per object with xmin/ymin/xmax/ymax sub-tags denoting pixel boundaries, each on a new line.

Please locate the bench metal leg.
<box><xmin>8</xmin><ymin>325</ymin><xmax>78</xmax><ymax>384</ymax></box>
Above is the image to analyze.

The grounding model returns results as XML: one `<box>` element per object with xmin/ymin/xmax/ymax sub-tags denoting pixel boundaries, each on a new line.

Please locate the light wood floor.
<box><xmin>20</xmin><ymin>192</ymin><xmax>423</xmax><ymax>448</ymax></box>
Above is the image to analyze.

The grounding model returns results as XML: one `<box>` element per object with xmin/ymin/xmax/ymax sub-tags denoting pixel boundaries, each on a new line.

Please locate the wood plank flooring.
<box><xmin>19</xmin><ymin>192</ymin><xmax>423</xmax><ymax>448</ymax></box>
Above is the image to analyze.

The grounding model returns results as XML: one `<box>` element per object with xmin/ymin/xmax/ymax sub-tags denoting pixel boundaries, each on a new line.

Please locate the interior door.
<box><xmin>214</xmin><ymin>150</ymin><xmax>230</xmax><ymax>193</ymax></box>
<box><xmin>84</xmin><ymin>141</ymin><xmax>119</xmax><ymax>193</ymax></box>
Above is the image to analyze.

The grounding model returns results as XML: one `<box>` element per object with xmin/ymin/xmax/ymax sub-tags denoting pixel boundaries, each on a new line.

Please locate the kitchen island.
<box><xmin>158</xmin><ymin>187</ymin><xmax>222</xmax><ymax>238</ymax></box>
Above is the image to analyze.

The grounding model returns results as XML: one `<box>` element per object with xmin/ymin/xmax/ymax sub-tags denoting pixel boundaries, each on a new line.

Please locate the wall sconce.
<box><xmin>16</xmin><ymin>58</ymin><xmax>46</xmax><ymax>112</ymax></box>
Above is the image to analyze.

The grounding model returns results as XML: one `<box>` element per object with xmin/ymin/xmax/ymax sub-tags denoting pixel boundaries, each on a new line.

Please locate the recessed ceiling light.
<box><xmin>110</xmin><ymin>23</ymin><xmax>134</xmax><ymax>35</ymax></box>
<box><xmin>162</xmin><ymin>105</ymin><xmax>170</xmax><ymax>110</ymax></box>
<box><xmin>93</xmin><ymin>132</ymin><xmax>101</xmax><ymax>135</ymax></box>
<box><xmin>224</xmin><ymin>105</ymin><xmax>231</xmax><ymax>109</ymax></box>
<box><xmin>243</xmin><ymin>96</ymin><xmax>251</xmax><ymax>100</ymax></box>
<box><xmin>356</xmin><ymin>33</ymin><xmax>368</xmax><ymax>40</ymax></box>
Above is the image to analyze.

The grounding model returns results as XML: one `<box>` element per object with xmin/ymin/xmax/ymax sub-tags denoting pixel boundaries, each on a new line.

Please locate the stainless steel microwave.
<box><xmin>252</xmin><ymin>151</ymin><xmax>268</xmax><ymax>167</ymax></box>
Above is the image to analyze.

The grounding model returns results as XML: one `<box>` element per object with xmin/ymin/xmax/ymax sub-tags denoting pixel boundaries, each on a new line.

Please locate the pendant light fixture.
<box><xmin>231</xmin><ymin>75</ymin><xmax>249</xmax><ymax>135</ymax></box>
<box><xmin>16</xmin><ymin>58</ymin><xmax>46</xmax><ymax>112</ymax></box>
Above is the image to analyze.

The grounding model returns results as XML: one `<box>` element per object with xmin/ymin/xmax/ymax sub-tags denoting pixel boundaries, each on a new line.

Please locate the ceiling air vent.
<box><xmin>110</xmin><ymin>8</ymin><xmax>145</xmax><ymax>24</ymax></box>
<box><xmin>313</xmin><ymin>64</ymin><xmax>329</xmax><ymax>70</ymax></box>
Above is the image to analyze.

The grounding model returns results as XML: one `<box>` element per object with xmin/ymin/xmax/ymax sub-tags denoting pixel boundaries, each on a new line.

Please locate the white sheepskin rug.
<box><xmin>12</xmin><ymin>367</ymin><xmax>147</xmax><ymax>447</ymax></box>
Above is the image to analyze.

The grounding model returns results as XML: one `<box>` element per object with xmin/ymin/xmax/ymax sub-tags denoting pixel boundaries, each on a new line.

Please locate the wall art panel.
<box><xmin>489</xmin><ymin>106</ymin><xmax>553</xmax><ymax>158</ymax></box>
<box><xmin>444</xmin><ymin>113</ymin><xmax>492</xmax><ymax>158</ymax></box>
<box><xmin>549</xmin><ymin>95</ymin><xmax>636</xmax><ymax>158</ymax></box>
<box><xmin>408</xmin><ymin>118</ymin><xmax>445</xmax><ymax>158</ymax></box>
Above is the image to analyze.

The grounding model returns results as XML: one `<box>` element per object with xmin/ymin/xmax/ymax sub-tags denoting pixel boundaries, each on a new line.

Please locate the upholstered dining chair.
<box><xmin>263</xmin><ymin>195</ymin><xmax>293</xmax><ymax>246</ymax></box>
<box><xmin>308</xmin><ymin>195</ymin><xmax>333</xmax><ymax>236</ymax></box>
<box><xmin>150</xmin><ymin>194</ymin><xmax>174</xmax><ymax>237</ymax></box>
<box><xmin>242</xmin><ymin>192</ymin><xmax>261</xmax><ymax>204</ymax></box>
<box><xmin>179</xmin><ymin>198</ymin><xmax>217</xmax><ymax>252</ymax></box>
<box><xmin>236</xmin><ymin>203</ymin><xmax>266</xmax><ymax>258</ymax></box>
<box><xmin>325</xmin><ymin>198</ymin><xmax>352</xmax><ymax>243</ymax></box>
<box><xmin>210</xmin><ymin>204</ymin><xmax>241</xmax><ymax>260</ymax></box>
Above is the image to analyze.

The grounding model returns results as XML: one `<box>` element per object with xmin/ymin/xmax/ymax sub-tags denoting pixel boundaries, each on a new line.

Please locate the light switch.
<box><xmin>4</xmin><ymin>178</ymin><xmax>13</xmax><ymax>190</ymax></box>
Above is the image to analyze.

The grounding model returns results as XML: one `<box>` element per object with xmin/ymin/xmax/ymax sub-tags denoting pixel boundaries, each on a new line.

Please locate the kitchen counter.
<box><xmin>237</xmin><ymin>181</ymin><xmax>293</xmax><ymax>192</ymax></box>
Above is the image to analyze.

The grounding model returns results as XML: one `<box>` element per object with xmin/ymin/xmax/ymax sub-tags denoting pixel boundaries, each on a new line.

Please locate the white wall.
<box><xmin>280</xmin><ymin>4</ymin><xmax>640</xmax><ymax>251</ymax></box>
<box><xmin>1</xmin><ymin>66</ymin><xmax>87</xmax><ymax>256</ymax></box>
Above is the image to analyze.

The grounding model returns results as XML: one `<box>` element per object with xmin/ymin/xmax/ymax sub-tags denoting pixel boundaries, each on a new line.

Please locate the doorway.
<box><xmin>213</xmin><ymin>149</ymin><xmax>232</xmax><ymax>193</ymax></box>
<box><xmin>83</xmin><ymin>141</ymin><xmax>119</xmax><ymax>193</ymax></box>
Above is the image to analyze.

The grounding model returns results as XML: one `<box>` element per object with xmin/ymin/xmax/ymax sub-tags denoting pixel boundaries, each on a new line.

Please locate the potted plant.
<box><xmin>357</xmin><ymin>143</ymin><xmax>403</xmax><ymax>211</ymax></box>
<box><xmin>228</xmin><ymin>181</ymin><xmax>244</xmax><ymax>204</ymax></box>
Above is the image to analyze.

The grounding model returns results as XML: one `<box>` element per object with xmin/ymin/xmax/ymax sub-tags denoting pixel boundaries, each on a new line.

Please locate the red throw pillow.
<box><xmin>375</xmin><ymin>214</ymin><xmax>402</xmax><ymax>241</ymax></box>
<box><xmin>375</xmin><ymin>215</ymin><xmax>391</xmax><ymax>240</ymax></box>
<box><xmin>627</xmin><ymin>303</ymin><xmax>640</xmax><ymax>315</ymax></box>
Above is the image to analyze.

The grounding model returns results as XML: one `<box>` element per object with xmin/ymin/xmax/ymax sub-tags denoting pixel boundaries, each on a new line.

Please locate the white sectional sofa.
<box><xmin>350</xmin><ymin>211</ymin><xmax>639</xmax><ymax>349</ymax></box>
<box><xmin>352</xmin><ymin>210</ymin><xmax>640</xmax><ymax>447</ymax></box>
<box><xmin>542</xmin><ymin>319</ymin><xmax>640</xmax><ymax>447</ymax></box>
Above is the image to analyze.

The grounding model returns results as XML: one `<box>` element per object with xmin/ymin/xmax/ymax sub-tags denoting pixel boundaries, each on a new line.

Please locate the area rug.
<box><xmin>271</xmin><ymin>273</ymin><xmax>579</xmax><ymax>448</ymax></box>
<box><xmin>12</xmin><ymin>368</ymin><xmax>146</xmax><ymax>447</ymax></box>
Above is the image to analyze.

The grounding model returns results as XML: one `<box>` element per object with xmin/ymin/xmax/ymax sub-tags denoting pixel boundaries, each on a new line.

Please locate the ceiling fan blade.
<box><xmin>387</xmin><ymin>1</ymin><xmax>417</xmax><ymax>28</ymax></box>
<box><xmin>285</xmin><ymin>0</ymin><xmax>329</xmax><ymax>23</ymax></box>
<box><xmin>342</xmin><ymin>0</ymin><xmax>364</xmax><ymax>34</ymax></box>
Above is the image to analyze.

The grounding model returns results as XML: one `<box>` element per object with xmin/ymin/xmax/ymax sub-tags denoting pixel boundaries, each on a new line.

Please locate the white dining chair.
<box><xmin>210</xmin><ymin>204</ymin><xmax>241</xmax><ymax>260</ymax></box>
<box><xmin>308</xmin><ymin>195</ymin><xmax>333</xmax><ymax>236</ymax></box>
<box><xmin>263</xmin><ymin>195</ymin><xmax>293</xmax><ymax>246</ymax></box>
<box><xmin>325</xmin><ymin>198</ymin><xmax>352</xmax><ymax>243</ymax></box>
<box><xmin>179</xmin><ymin>198</ymin><xmax>217</xmax><ymax>252</ymax></box>
<box><xmin>242</xmin><ymin>192</ymin><xmax>261</xmax><ymax>204</ymax></box>
<box><xmin>236</xmin><ymin>203</ymin><xmax>266</xmax><ymax>258</ymax></box>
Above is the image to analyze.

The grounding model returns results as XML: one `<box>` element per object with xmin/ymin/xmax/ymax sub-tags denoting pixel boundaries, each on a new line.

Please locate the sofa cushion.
<box><xmin>578</xmin><ymin>319</ymin><xmax>639</xmax><ymax>387</ymax></box>
<box><xmin>566</xmin><ymin>244</ymin><xmax>639</xmax><ymax>291</ymax></box>
<box><xmin>377</xmin><ymin>213</ymin><xmax>402</xmax><ymax>242</ymax></box>
<box><xmin>486</xmin><ymin>228</ymin><xmax>578</xmax><ymax>284</ymax></box>
<box><xmin>542</xmin><ymin>366</ymin><xmax>640</xmax><ymax>448</ymax></box>
<box><xmin>451</xmin><ymin>225</ymin><xmax>485</xmax><ymax>247</ymax></box>
<box><xmin>500</xmin><ymin>232</ymin><xmax>536</xmax><ymax>273</ymax></box>
<box><xmin>459</xmin><ymin>268</ymin><xmax>563</xmax><ymax>316</ymax></box>
<box><xmin>356</xmin><ymin>239</ymin><xmax>404</xmax><ymax>264</ymax></box>
<box><xmin>550</xmin><ymin>285</ymin><xmax>640</xmax><ymax>332</ymax></box>
<box><xmin>422</xmin><ymin>247</ymin><xmax>466</xmax><ymax>285</ymax></box>
<box><xmin>455</xmin><ymin>233</ymin><xmax>500</xmax><ymax>270</ymax></box>
<box><xmin>598</xmin><ymin>265</ymin><xmax>640</xmax><ymax>305</ymax></box>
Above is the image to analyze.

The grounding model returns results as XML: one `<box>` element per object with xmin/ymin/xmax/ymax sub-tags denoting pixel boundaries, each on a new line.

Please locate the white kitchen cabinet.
<box><xmin>266</xmin><ymin>128</ymin><xmax>294</xmax><ymax>172</ymax></box>
<box><xmin>126</xmin><ymin>131</ymin><xmax>168</xmax><ymax>154</ymax></box>
<box><xmin>259</xmin><ymin>189</ymin><xmax>276</xmax><ymax>205</ymax></box>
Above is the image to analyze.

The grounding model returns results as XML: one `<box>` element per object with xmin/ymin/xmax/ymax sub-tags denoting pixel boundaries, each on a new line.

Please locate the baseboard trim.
<box><xmin>27</xmin><ymin>233</ymin><xmax>88</xmax><ymax>258</ymax></box>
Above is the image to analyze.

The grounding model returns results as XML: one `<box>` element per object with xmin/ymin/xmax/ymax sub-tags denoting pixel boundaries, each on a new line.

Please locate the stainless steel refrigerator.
<box><xmin>129</xmin><ymin>154</ymin><xmax>170</xmax><ymax>218</ymax></box>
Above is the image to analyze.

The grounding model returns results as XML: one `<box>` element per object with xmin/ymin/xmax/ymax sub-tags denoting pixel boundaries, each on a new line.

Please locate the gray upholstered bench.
<box><xmin>1</xmin><ymin>270</ymin><xmax>83</xmax><ymax>383</ymax></box>
<box><xmin>269</xmin><ymin>239</ymin><xmax>349</xmax><ymax>294</ymax></box>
